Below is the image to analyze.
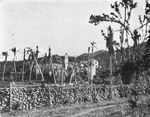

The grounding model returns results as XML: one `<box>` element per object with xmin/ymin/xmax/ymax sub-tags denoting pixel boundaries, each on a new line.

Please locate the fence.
<box><xmin>0</xmin><ymin>82</ymin><xmax>143</xmax><ymax>113</ymax></box>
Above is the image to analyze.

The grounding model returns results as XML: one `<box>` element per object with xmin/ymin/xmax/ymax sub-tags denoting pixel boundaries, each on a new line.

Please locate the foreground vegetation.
<box><xmin>1</xmin><ymin>99</ymin><xmax>129</xmax><ymax>117</ymax></box>
<box><xmin>2</xmin><ymin>97</ymin><xmax>150</xmax><ymax>117</ymax></box>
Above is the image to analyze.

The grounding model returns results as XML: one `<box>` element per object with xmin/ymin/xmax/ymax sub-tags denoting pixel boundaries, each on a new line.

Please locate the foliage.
<box><xmin>119</xmin><ymin>61</ymin><xmax>136</xmax><ymax>84</ymax></box>
<box><xmin>115</xmin><ymin>48</ymin><xmax>150</xmax><ymax>84</ymax></box>
<box><xmin>101</xmin><ymin>26</ymin><xmax>114</xmax><ymax>56</ymax></box>
<box><xmin>89</xmin><ymin>0</ymin><xmax>150</xmax><ymax>85</ymax></box>
<box><xmin>2</xmin><ymin>52</ymin><xmax>8</xmax><ymax>56</ymax></box>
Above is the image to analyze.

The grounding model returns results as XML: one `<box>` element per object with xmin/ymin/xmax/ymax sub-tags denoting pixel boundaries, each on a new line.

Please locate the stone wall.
<box><xmin>0</xmin><ymin>84</ymin><xmax>133</xmax><ymax>113</ymax></box>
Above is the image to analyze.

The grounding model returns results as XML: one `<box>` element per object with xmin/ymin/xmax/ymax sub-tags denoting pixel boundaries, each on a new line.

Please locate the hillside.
<box><xmin>76</xmin><ymin>50</ymin><xmax>109</xmax><ymax>67</ymax></box>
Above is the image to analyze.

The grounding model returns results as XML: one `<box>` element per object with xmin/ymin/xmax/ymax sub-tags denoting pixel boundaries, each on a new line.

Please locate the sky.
<box><xmin>0</xmin><ymin>0</ymin><xmax>145</xmax><ymax>60</ymax></box>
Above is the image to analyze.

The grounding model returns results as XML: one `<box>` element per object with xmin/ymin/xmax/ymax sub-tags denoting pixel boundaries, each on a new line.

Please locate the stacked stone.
<box><xmin>11</xmin><ymin>87</ymin><xmax>49</xmax><ymax>110</ymax></box>
<box><xmin>0</xmin><ymin>88</ymin><xmax>10</xmax><ymax>113</ymax></box>
<box><xmin>0</xmin><ymin>84</ymin><xmax>135</xmax><ymax>113</ymax></box>
<box><xmin>95</xmin><ymin>87</ymin><xmax>106</xmax><ymax>101</ymax></box>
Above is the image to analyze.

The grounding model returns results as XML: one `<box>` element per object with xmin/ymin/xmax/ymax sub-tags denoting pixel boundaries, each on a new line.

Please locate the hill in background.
<box><xmin>76</xmin><ymin>50</ymin><xmax>109</xmax><ymax>68</ymax></box>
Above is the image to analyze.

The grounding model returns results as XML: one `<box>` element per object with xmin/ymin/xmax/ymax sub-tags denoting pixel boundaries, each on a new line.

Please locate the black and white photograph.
<box><xmin>0</xmin><ymin>0</ymin><xmax>150</xmax><ymax>116</ymax></box>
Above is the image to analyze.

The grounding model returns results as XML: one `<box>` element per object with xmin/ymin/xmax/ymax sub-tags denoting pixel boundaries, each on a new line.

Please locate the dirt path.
<box><xmin>1</xmin><ymin>98</ymin><xmax>129</xmax><ymax>117</ymax></box>
<box><xmin>70</xmin><ymin>101</ymin><xmax>129</xmax><ymax>117</ymax></box>
<box><xmin>70</xmin><ymin>105</ymin><xmax>117</xmax><ymax>117</ymax></box>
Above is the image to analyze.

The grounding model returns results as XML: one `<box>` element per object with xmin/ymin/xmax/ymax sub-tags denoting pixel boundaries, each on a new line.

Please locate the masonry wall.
<box><xmin>0</xmin><ymin>84</ymin><xmax>133</xmax><ymax>113</ymax></box>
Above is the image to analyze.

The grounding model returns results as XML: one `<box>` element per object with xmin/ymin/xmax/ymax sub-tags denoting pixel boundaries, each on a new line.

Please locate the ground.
<box><xmin>1</xmin><ymin>98</ymin><xmax>132</xmax><ymax>117</ymax></box>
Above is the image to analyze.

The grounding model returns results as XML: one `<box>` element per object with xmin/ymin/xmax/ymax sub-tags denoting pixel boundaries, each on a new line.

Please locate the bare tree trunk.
<box><xmin>52</xmin><ymin>67</ymin><xmax>57</xmax><ymax>84</ymax></box>
<box><xmin>22</xmin><ymin>61</ymin><xmax>25</xmax><ymax>82</ymax></box>
<box><xmin>50</xmin><ymin>57</ymin><xmax>57</xmax><ymax>84</ymax></box>
<box><xmin>77</xmin><ymin>76</ymin><xmax>87</xmax><ymax>85</ymax></box>
<box><xmin>35</xmin><ymin>59</ymin><xmax>44</xmax><ymax>82</ymax></box>
<box><xmin>29</xmin><ymin>60</ymin><xmax>34</xmax><ymax>82</ymax></box>
<box><xmin>88</xmin><ymin>48</ymin><xmax>90</xmax><ymax>85</ymax></box>
<box><xmin>61</xmin><ymin>67</ymin><xmax>64</xmax><ymax>84</ymax></box>
<box><xmin>22</xmin><ymin>49</ymin><xmax>25</xmax><ymax>82</ymax></box>
<box><xmin>91</xmin><ymin>46</ymin><xmax>94</xmax><ymax>85</ymax></box>
<box><xmin>13</xmin><ymin>53</ymin><xmax>17</xmax><ymax>81</ymax></box>
<box><xmin>70</xmin><ymin>69</ymin><xmax>74</xmax><ymax>84</ymax></box>
<box><xmin>35</xmin><ymin>46</ymin><xmax>39</xmax><ymax>81</ymax></box>
<box><xmin>2</xmin><ymin>55</ymin><xmax>7</xmax><ymax>82</ymax></box>
<box><xmin>114</xmin><ymin>51</ymin><xmax>117</xmax><ymax>66</ymax></box>
<box><xmin>110</xmin><ymin>55</ymin><xmax>113</xmax><ymax>76</ymax></box>
<box><xmin>110</xmin><ymin>55</ymin><xmax>114</xmax><ymax>99</ymax></box>
<box><xmin>35</xmin><ymin>64</ymin><xmax>38</xmax><ymax>80</ymax></box>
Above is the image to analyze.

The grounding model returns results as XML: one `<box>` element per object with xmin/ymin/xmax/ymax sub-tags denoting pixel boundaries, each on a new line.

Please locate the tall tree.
<box><xmin>2</xmin><ymin>52</ymin><xmax>8</xmax><ymax>82</ymax></box>
<box><xmin>101</xmin><ymin>26</ymin><xmax>115</xmax><ymax>98</ymax></box>
<box><xmin>102</xmin><ymin>26</ymin><xmax>114</xmax><ymax>75</ymax></box>
<box><xmin>89</xmin><ymin>0</ymin><xmax>137</xmax><ymax>62</ymax></box>
<box><xmin>88</xmin><ymin>47</ymin><xmax>90</xmax><ymax>84</ymax></box>
<box><xmin>90</xmin><ymin>41</ymin><xmax>97</xmax><ymax>85</ymax></box>
<box><xmin>35</xmin><ymin>46</ymin><xmax>39</xmax><ymax>80</ymax></box>
<box><xmin>22</xmin><ymin>48</ymin><xmax>26</xmax><ymax>82</ymax></box>
<box><xmin>11</xmin><ymin>47</ymin><xmax>17</xmax><ymax>80</ymax></box>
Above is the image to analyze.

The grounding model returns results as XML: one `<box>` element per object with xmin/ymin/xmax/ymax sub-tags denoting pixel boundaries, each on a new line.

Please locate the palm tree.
<box><xmin>102</xmin><ymin>26</ymin><xmax>114</xmax><ymax>75</ymax></box>
<box><xmin>11</xmin><ymin>47</ymin><xmax>17</xmax><ymax>80</ymax></box>
<box><xmin>48</xmin><ymin>46</ymin><xmax>57</xmax><ymax>84</ymax></box>
<box><xmin>88</xmin><ymin>47</ymin><xmax>90</xmax><ymax>84</ymax></box>
<box><xmin>2</xmin><ymin>51</ymin><xmax>8</xmax><ymax>82</ymax></box>
<box><xmin>28</xmin><ymin>47</ymin><xmax>44</xmax><ymax>82</ymax></box>
<box><xmin>90</xmin><ymin>41</ymin><xmax>97</xmax><ymax>85</ymax></box>
<box><xmin>35</xmin><ymin>46</ymin><xmax>39</xmax><ymax>80</ymax></box>
<box><xmin>29</xmin><ymin>49</ymin><xmax>34</xmax><ymax>82</ymax></box>
<box><xmin>107</xmin><ymin>27</ymin><xmax>114</xmax><ymax>76</ymax></box>
<box><xmin>102</xmin><ymin>26</ymin><xmax>114</xmax><ymax>98</ymax></box>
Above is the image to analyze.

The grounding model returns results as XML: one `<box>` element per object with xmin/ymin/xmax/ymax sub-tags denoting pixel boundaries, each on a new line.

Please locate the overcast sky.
<box><xmin>0</xmin><ymin>0</ymin><xmax>145</xmax><ymax>60</ymax></box>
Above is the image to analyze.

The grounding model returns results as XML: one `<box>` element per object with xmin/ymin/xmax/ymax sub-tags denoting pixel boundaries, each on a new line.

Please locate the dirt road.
<box><xmin>1</xmin><ymin>98</ymin><xmax>130</xmax><ymax>117</ymax></box>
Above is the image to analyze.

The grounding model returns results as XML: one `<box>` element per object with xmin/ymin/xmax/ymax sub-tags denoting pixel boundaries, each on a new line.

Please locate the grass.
<box><xmin>2</xmin><ymin>96</ymin><xmax>150</xmax><ymax>117</ymax></box>
<box><xmin>1</xmin><ymin>98</ymin><xmax>129</xmax><ymax>117</ymax></box>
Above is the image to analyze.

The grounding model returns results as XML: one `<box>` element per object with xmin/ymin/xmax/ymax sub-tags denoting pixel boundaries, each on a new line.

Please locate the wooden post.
<box><xmin>9</xmin><ymin>82</ymin><xmax>12</xmax><ymax>110</ymax></box>
<box><xmin>48</xmin><ymin>84</ymin><xmax>51</xmax><ymax>106</ymax></box>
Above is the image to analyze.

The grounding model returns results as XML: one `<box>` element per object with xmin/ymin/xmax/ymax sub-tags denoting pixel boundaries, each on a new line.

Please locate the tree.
<box><xmin>11</xmin><ymin>47</ymin><xmax>17</xmax><ymax>80</ymax></box>
<box><xmin>2</xmin><ymin>51</ymin><xmax>8</xmax><ymax>82</ymax></box>
<box><xmin>89</xmin><ymin>0</ymin><xmax>138</xmax><ymax>62</ymax></box>
<box><xmin>101</xmin><ymin>26</ymin><xmax>114</xmax><ymax>75</ymax></box>
<box><xmin>22</xmin><ymin>48</ymin><xmax>26</xmax><ymax>82</ymax></box>
<box><xmin>27</xmin><ymin>47</ymin><xmax>44</xmax><ymax>82</ymax></box>
<box><xmin>101</xmin><ymin>26</ymin><xmax>115</xmax><ymax>98</ymax></box>
<box><xmin>90</xmin><ymin>41</ymin><xmax>97</xmax><ymax>85</ymax></box>
<box><xmin>89</xmin><ymin>0</ymin><xmax>150</xmax><ymax>85</ymax></box>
